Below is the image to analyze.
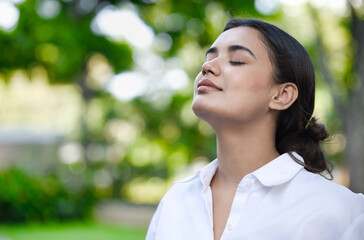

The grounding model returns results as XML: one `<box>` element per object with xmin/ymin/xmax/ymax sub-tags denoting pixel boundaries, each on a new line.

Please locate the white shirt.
<box><xmin>146</xmin><ymin>153</ymin><xmax>364</xmax><ymax>240</ymax></box>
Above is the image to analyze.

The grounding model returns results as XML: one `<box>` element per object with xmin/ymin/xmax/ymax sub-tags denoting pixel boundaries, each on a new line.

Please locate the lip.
<box><xmin>197</xmin><ymin>79</ymin><xmax>222</xmax><ymax>92</ymax></box>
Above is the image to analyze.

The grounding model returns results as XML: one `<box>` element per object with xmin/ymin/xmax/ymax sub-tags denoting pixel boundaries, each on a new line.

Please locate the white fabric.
<box><xmin>146</xmin><ymin>153</ymin><xmax>364</xmax><ymax>240</ymax></box>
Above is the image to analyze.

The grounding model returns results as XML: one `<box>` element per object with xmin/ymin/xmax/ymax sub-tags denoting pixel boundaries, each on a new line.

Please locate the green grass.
<box><xmin>0</xmin><ymin>221</ymin><xmax>147</xmax><ymax>240</ymax></box>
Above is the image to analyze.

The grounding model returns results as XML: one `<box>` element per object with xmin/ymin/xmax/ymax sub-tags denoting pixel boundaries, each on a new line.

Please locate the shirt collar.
<box><xmin>199</xmin><ymin>159</ymin><xmax>218</xmax><ymax>187</ymax></box>
<box><xmin>174</xmin><ymin>159</ymin><xmax>218</xmax><ymax>185</ymax></box>
<box><xmin>175</xmin><ymin>152</ymin><xmax>304</xmax><ymax>187</ymax></box>
<box><xmin>251</xmin><ymin>152</ymin><xmax>304</xmax><ymax>187</ymax></box>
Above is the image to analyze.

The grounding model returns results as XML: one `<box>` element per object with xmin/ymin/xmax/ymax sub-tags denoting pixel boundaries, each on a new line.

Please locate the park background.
<box><xmin>0</xmin><ymin>0</ymin><xmax>364</xmax><ymax>239</ymax></box>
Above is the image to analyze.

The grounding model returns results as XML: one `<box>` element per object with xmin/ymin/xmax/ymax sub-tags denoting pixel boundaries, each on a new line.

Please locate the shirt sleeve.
<box><xmin>341</xmin><ymin>212</ymin><xmax>364</xmax><ymax>240</ymax></box>
<box><xmin>145</xmin><ymin>200</ymin><xmax>163</xmax><ymax>240</ymax></box>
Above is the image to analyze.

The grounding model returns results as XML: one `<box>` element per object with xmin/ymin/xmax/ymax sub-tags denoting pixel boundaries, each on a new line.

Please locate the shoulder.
<box><xmin>295</xmin><ymin>169</ymin><xmax>363</xmax><ymax>198</ymax></box>
<box><xmin>149</xmin><ymin>173</ymin><xmax>205</xmax><ymax>228</ymax></box>
<box><xmin>282</xmin><ymin>169</ymin><xmax>364</xmax><ymax>236</ymax></box>
<box><xmin>159</xmin><ymin>173</ymin><xmax>202</xmax><ymax>204</ymax></box>
<box><xmin>293</xmin><ymin>169</ymin><xmax>364</xmax><ymax>216</ymax></box>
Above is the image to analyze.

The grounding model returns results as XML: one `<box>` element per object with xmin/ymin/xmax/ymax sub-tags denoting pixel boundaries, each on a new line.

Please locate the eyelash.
<box><xmin>229</xmin><ymin>61</ymin><xmax>245</xmax><ymax>66</ymax></box>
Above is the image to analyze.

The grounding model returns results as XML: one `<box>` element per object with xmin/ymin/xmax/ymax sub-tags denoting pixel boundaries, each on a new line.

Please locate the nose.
<box><xmin>202</xmin><ymin>58</ymin><xmax>220</xmax><ymax>76</ymax></box>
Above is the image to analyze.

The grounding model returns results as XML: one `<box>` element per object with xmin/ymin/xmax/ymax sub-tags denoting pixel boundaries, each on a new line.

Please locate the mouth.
<box><xmin>197</xmin><ymin>79</ymin><xmax>222</xmax><ymax>92</ymax></box>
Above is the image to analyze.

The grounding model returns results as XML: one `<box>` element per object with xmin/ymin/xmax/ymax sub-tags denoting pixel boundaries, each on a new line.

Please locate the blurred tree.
<box><xmin>0</xmin><ymin>0</ymin><xmax>263</xmax><ymax>207</ymax></box>
<box><xmin>348</xmin><ymin>7</ymin><xmax>364</xmax><ymax>193</ymax></box>
<box><xmin>311</xmin><ymin>3</ymin><xmax>364</xmax><ymax>193</ymax></box>
<box><xmin>0</xmin><ymin>0</ymin><xmax>363</xmax><ymax>218</ymax></box>
<box><xmin>0</xmin><ymin>0</ymin><xmax>133</xmax><ymax>153</ymax></box>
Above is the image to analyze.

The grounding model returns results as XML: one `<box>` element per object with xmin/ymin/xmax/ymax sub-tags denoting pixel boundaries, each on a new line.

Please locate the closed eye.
<box><xmin>229</xmin><ymin>61</ymin><xmax>245</xmax><ymax>66</ymax></box>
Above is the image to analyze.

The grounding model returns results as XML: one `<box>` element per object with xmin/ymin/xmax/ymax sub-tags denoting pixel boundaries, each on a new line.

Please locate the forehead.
<box><xmin>211</xmin><ymin>27</ymin><xmax>267</xmax><ymax>56</ymax></box>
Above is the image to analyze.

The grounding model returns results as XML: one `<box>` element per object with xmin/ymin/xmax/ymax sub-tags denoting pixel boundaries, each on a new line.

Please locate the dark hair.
<box><xmin>224</xmin><ymin>18</ymin><xmax>331</xmax><ymax>176</ymax></box>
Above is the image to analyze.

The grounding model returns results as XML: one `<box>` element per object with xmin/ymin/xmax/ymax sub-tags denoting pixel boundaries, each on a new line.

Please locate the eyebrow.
<box><xmin>205</xmin><ymin>47</ymin><xmax>217</xmax><ymax>57</ymax></box>
<box><xmin>228</xmin><ymin>45</ymin><xmax>256</xmax><ymax>59</ymax></box>
<box><xmin>205</xmin><ymin>45</ymin><xmax>256</xmax><ymax>59</ymax></box>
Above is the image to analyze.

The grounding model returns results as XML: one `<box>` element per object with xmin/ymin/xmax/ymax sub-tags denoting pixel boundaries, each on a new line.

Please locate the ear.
<box><xmin>269</xmin><ymin>83</ymin><xmax>298</xmax><ymax>110</ymax></box>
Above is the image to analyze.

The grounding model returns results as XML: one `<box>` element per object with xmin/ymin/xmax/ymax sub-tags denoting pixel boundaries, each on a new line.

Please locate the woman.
<box><xmin>146</xmin><ymin>18</ymin><xmax>364</xmax><ymax>240</ymax></box>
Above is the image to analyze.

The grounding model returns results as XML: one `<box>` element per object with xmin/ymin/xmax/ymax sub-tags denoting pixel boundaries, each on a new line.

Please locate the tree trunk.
<box><xmin>346</xmin><ymin>11</ymin><xmax>364</xmax><ymax>193</ymax></box>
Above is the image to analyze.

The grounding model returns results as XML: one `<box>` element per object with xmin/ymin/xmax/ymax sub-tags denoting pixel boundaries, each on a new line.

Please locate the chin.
<box><xmin>192</xmin><ymin>98</ymin><xmax>211</xmax><ymax>120</ymax></box>
<box><xmin>192</xmin><ymin>98</ymin><xmax>223</xmax><ymax>126</ymax></box>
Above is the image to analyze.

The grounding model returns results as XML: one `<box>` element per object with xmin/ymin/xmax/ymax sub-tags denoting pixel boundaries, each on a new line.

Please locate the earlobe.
<box><xmin>269</xmin><ymin>83</ymin><xmax>298</xmax><ymax>110</ymax></box>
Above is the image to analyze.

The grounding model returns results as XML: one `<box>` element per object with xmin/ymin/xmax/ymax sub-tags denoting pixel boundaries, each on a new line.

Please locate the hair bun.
<box><xmin>305</xmin><ymin>117</ymin><xmax>329</xmax><ymax>141</ymax></box>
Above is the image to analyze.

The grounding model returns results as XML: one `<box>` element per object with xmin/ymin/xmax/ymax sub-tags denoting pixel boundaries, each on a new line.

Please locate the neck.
<box><xmin>213</xmin><ymin>119</ymin><xmax>279</xmax><ymax>185</ymax></box>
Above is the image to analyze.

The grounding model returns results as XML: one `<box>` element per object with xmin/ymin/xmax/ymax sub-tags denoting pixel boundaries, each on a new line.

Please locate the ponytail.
<box><xmin>276</xmin><ymin>116</ymin><xmax>332</xmax><ymax>176</ymax></box>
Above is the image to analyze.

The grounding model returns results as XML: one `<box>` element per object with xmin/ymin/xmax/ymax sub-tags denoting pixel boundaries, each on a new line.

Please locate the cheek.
<box><xmin>230</xmin><ymin>67</ymin><xmax>272</xmax><ymax>91</ymax></box>
<box><xmin>226</xmin><ymin>70</ymin><xmax>273</xmax><ymax>111</ymax></box>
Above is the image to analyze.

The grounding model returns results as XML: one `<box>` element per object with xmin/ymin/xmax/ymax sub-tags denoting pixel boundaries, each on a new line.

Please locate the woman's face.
<box><xmin>192</xmin><ymin>26</ymin><xmax>277</xmax><ymax>126</ymax></box>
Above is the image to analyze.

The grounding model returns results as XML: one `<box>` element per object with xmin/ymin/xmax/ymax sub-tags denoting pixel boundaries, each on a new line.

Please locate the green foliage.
<box><xmin>0</xmin><ymin>0</ymin><xmax>132</xmax><ymax>83</ymax></box>
<box><xmin>0</xmin><ymin>169</ymin><xmax>95</xmax><ymax>222</ymax></box>
<box><xmin>0</xmin><ymin>0</ymin><xmax>274</xmax><ymax>208</ymax></box>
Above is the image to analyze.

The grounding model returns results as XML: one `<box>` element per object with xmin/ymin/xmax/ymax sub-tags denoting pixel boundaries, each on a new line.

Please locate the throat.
<box><xmin>215</xmin><ymin>128</ymin><xmax>280</xmax><ymax>182</ymax></box>
<box><xmin>210</xmin><ymin>171</ymin><xmax>237</xmax><ymax>240</ymax></box>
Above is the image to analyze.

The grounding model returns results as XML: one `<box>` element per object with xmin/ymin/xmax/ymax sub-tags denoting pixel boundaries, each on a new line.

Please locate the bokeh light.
<box><xmin>0</xmin><ymin>1</ymin><xmax>19</xmax><ymax>32</ymax></box>
<box><xmin>36</xmin><ymin>0</ymin><xmax>61</xmax><ymax>19</ymax></box>
<box><xmin>92</xmin><ymin>5</ymin><xmax>154</xmax><ymax>49</ymax></box>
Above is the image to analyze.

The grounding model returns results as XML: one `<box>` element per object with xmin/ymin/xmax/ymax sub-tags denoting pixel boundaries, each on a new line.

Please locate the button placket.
<box><xmin>201</xmin><ymin>185</ymin><xmax>214</xmax><ymax>230</ymax></box>
<box><xmin>221</xmin><ymin>176</ymin><xmax>257</xmax><ymax>240</ymax></box>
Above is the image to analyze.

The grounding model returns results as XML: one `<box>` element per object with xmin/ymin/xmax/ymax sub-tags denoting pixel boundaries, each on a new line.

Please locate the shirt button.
<box><xmin>227</xmin><ymin>224</ymin><xmax>233</xmax><ymax>231</ymax></box>
<box><xmin>245</xmin><ymin>179</ymin><xmax>253</xmax><ymax>188</ymax></box>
